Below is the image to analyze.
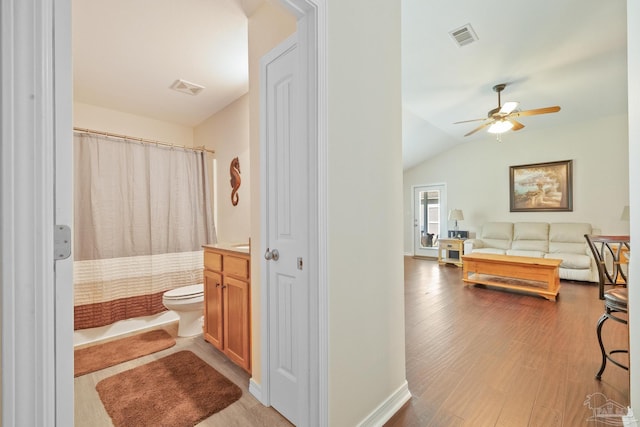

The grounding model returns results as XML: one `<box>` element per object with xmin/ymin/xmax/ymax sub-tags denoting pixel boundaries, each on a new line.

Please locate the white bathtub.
<box><xmin>73</xmin><ymin>310</ymin><xmax>179</xmax><ymax>347</ymax></box>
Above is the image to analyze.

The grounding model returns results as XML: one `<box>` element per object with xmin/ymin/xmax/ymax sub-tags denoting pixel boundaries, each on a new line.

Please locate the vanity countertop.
<box><xmin>203</xmin><ymin>242</ymin><xmax>250</xmax><ymax>255</ymax></box>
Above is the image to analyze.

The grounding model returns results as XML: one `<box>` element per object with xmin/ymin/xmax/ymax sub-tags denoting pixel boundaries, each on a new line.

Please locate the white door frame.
<box><xmin>1</xmin><ymin>0</ymin><xmax>74</xmax><ymax>425</ymax></box>
<box><xmin>53</xmin><ymin>0</ymin><xmax>76</xmax><ymax>422</ymax></box>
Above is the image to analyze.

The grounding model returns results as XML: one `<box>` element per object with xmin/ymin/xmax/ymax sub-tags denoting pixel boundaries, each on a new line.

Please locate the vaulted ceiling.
<box><xmin>401</xmin><ymin>0</ymin><xmax>628</xmax><ymax>169</ymax></box>
<box><xmin>73</xmin><ymin>0</ymin><xmax>628</xmax><ymax>170</ymax></box>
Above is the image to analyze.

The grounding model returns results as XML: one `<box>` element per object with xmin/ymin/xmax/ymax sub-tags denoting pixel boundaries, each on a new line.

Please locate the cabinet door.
<box><xmin>204</xmin><ymin>270</ymin><xmax>223</xmax><ymax>350</ymax></box>
<box><xmin>223</xmin><ymin>276</ymin><xmax>250</xmax><ymax>372</ymax></box>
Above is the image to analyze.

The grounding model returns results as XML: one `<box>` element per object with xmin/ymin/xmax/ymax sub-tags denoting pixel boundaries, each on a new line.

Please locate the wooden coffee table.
<box><xmin>461</xmin><ymin>253</ymin><xmax>561</xmax><ymax>301</ymax></box>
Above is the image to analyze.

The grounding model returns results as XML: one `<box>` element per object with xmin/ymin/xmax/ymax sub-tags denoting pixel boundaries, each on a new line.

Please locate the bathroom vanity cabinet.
<box><xmin>203</xmin><ymin>245</ymin><xmax>251</xmax><ymax>373</ymax></box>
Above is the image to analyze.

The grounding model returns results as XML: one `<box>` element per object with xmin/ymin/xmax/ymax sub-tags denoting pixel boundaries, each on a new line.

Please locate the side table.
<box><xmin>438</xmin><ymin>238</ymin><xmax>465</xmax><ymax>267</ymax></box>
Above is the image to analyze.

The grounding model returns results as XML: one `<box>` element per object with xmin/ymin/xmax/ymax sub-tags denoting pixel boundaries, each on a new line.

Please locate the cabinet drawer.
<box><xmin>225</xmin><ymin>256</ymin><xmax>249</xmax><ymax>279</ymax></box>
<box><xmin>204</xmin><ymin>251</ymin><xmax>222</xmax><ymax>271</ymax></box>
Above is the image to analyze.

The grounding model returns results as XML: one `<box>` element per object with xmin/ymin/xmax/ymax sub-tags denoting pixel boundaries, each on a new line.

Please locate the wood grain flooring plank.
<box><xmin>494</xmin><ymin>365</ymin><xmax>542</xmax><ymax>427</ymax></box>
<box><xmin>529</xmin><ymin>406</ymin><xmax>562</xmax><ymax>427</ymax></box>
<box><xmin>529</xmin><ymin>353</ymin><xmax>568</xmax><ymax>422</ymax></box>
<box><xmin>386</xmin><ymin>257</ymin><xmax>629</xmax><ymax>427</ymax></box>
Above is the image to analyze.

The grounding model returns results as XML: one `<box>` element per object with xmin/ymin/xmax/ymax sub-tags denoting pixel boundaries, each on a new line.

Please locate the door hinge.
<box><xmin>54</xmin><ymin>224</ymin><xmax>71</xmax><ymax>260</ymax></box>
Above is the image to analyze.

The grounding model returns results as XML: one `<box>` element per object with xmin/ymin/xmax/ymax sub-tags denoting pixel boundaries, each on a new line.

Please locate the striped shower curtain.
<box><xmin>73</xmin><ymin>133</ymin><xmax>216</xmax><ymax>330</ymax></box>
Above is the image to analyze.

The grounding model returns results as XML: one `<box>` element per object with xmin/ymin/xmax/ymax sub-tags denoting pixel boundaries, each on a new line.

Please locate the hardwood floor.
<box><xmin>386</xmin><ymin>256</ymin><xmax>629</xmax><ymax>427</ymax></box>
<box><xmin>76</xmin><ymin>257</ymin><xmax>629</xmax><ymax>426</ymax></box>
<box><xmin>74</xmin><ymin>323</ymin><xmax>293</xmax><ymax>426</ymax></box>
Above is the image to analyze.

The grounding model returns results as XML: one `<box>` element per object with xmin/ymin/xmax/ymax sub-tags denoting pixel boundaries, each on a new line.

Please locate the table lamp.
<box><xmin>449</xmin><ymin>209</ymin><xmax>464</xmax><ymax>237</ymax></box>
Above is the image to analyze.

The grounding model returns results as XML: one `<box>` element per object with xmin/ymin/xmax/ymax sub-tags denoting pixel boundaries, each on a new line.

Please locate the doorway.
<box><xmin>413</xmin><ymin>184</ymin><xmax>447</xmax><ymax>258</ymax></box>
<box><xmin>59</xmin><ymin>0</ymin><xmax>323</xmax><ymax>426</ymax></box>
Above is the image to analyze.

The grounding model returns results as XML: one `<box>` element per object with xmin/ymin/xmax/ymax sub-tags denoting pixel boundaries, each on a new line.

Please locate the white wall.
<box><xmin>195</xmin><ymin>94</ymin><xmax>250</xmax><ymax>243</ymax></box>
<box><xmin>404</xmin><ymin>113</ymin><xmax>630</xmax><ymax>254</ymax></box>
<box><xmin>327</xmin><ymin>0</ymin><xmax>408</xmax><ymax>425</ymax></box>
<box><xmin>73</xmin><ymin>102</ymin><xmax>194</xmax><ymax>146</ymax></box>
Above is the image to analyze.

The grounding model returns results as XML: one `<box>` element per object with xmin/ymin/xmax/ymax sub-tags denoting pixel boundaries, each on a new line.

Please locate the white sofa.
<box><xmin>463</xmin><ymin>222</ymin><xmax>598</xmax><ymax>282</ymax></box>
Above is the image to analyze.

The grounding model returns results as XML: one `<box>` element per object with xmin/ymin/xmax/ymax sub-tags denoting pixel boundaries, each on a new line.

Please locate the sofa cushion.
<box><xmin>513</xmin><ymin>222</ymin><xmax>549</xmax><ymax>240</ymax></box>
<box><xmin>472</xmin><ymin>248</ymin><xmax>507</xmax><ymax>255</ymax></box>
<box><xmin>560</xmin><ymin>267</ymin><xmax>594</xmax><ymax>282</ymax></box>
<box><xmin>511</xmin><ymin>222</ymin><xmax>549</xmax><ymax>252</ymax></box>
<box><xmin>548</xmin><ymin>223</ymin><xmax>592</xmax><ymax>255</ymax></box>
<box><xmin>479</xmin><ymin>222</ymin><xmax>513</xmax><ymax>250</ymax></box>
<box><xmin>544</xmin><ymin>252</ymin><xmax>592</xmax><ymax>269</ymax></box>
<box><xmin>506</xmin><ymin>249</ymin><xmax>545</xmax><ymax>258</ymax></box>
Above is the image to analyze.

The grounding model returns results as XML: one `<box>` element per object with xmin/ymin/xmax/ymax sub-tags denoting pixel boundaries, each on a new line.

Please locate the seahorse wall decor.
<box><xmin>230</xmin><ymin>157</ymin><xmax>241</xmax><ymax>206</ymax></box>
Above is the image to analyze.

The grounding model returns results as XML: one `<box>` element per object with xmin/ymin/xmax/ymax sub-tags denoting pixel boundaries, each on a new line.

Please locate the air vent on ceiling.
<box><xmin>449</xmin><ymin>24</ymin><xmax>478</xmax><ymax>47</ymax></box>
<box><xmin>170</xmin><ymin>79</ymin><xmax>205</xmax><ymax>96</ymax></box>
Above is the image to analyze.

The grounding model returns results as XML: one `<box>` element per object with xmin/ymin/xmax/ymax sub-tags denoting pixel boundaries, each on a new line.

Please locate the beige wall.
<box><xmin>404</xmin><ymin>113</ymin><xmax>630</xmax><ymax>253</ymax></box>
<box><xmin>247</xmin><ymin>0</ymin><xmax>296</xmax><ymax>385</ymax></box>
<box><xmin>195</xmin><ymin>94</ymin><xmax>251</xmax><ymax>244</ymax></box>
<box><xmin>326</xmin><ymin>0</ymin><xmax>407</xmax><ymax>425</ymax></box>
<box><xmin>73</xmin><ymin>102</ymin><xmax>195</xmax><ymax>146</ymax></box>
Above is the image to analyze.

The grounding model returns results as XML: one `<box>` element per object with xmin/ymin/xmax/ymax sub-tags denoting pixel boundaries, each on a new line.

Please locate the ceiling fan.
<box><xmin>454</xmin><ymin>83</ymin><xmax>561</xmax><ymax>138</ymax></box>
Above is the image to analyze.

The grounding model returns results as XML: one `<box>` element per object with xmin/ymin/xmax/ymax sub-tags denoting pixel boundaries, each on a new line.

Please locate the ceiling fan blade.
<box><xmin>464</xmin><ymin>121</ymin><xmax>493</xmax><ymax>137</ymax></box>
<box><xmin>453</xmin><ymin>117</ymin><xmax>487</xmax><ymax>124</ymax></box>
<box><xmin>499</xmin><ymin>101</ymin><xmax>519</xmax><ymax>115</ymax></box>
<box><xmin>514</xmin><ymin>106</ymin><xmax>561</xmax><ymax>117</ymax></box>
<box><xmin>509</xmin><ymin>119</ymin><xmax>525</xmax><ymax>131</ymax></box>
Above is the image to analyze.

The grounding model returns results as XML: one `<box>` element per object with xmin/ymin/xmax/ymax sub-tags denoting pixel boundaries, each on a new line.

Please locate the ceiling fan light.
<box><xmin>487</xmin><ymin>120</ymin><xmax>514</xmax><ymax>134</ymax></box>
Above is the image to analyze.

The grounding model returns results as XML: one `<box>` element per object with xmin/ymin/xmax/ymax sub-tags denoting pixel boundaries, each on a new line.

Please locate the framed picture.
<box><xmin>509</xmin><ymin>160</ymin><xmax>573</xmax><ymax>212</ymax></box>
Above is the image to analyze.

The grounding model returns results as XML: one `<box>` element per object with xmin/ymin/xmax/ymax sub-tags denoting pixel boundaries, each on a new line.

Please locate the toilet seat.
<box><xmin>162</xmin><ymin>284</ymin><xmax>205</xmax><ymax>337</ymax></box>
<box><xmin>163</xmin><ymin>284</ymin><xmax>203</xmax><ymax>300</ymax></box>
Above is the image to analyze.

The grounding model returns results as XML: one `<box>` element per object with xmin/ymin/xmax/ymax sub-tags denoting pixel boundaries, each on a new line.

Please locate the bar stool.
<box><xmin>585</xmin><ymin>234</ymin><xmax>630</xmax><ymax>299</ymax></box>
<box><xmin>595</xmin><ymin>287</ymin><xmax>628</xmax><ymax>380</ymax></box>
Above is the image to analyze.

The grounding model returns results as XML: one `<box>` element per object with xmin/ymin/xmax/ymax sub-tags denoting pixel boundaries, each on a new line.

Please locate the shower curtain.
<box><xmin>73</xmin><ymin>133</ymin><xmax>216</xmax><ymax>330</ymax></box>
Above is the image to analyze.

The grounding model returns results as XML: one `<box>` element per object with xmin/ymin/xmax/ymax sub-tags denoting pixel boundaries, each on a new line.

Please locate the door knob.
<box><xmin>264</xmin><ymin>248</ymin><xmax>280</xmax><ymax>261</ymax></box>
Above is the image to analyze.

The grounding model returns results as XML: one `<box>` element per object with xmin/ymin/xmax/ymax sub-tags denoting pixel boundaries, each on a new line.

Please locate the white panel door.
<box><xmin>263</xmin><ymin>35</ymin><xmax>308</xmax><ymax>425</ymax></box>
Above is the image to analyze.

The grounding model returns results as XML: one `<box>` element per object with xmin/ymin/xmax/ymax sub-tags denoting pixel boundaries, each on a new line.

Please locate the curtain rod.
<box><xmin>73</xmin><ymin>127</ymin><xmax>215</xmax><ymax>155</ymax></box>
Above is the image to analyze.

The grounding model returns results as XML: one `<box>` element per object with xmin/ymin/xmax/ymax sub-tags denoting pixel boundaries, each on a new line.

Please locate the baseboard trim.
<box><xmin>249</xmin><ymin>378</ymin><xmax>265</xmax><ymax>405</ymax></box>
<box><xmin>412</xmin><ymin>255</ymin><xmax>437</xmax><ymax>261</ymax></box>
<box><xmin>356</xmin><ymin>380</ymin><xmax>412</xmax><ymax>427</ymax></box>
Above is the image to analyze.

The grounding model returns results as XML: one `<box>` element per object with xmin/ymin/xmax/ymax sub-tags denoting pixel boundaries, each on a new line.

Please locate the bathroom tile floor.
<box><xmin>74</xmin><ymin>322</ymin><xmax>293</xmax><ymax>426</ymax></box>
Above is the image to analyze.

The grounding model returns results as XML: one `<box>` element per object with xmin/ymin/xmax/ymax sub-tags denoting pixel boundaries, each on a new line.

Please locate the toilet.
<box><xmin>162</xmin><ymin>284</ymin><xmax>204</xmax><ymax>337</ymax></box>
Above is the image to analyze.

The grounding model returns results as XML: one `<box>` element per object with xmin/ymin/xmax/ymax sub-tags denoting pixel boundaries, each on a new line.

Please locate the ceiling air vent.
<box><xmin>170</xmin><ymin>79</ymin><xmax>205</xmax><ymax>96</ymax></box>
<box><xmin>449</xmin><ymin>24</ymin><xmax>478</xmax><ymax>47</ymax></box>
